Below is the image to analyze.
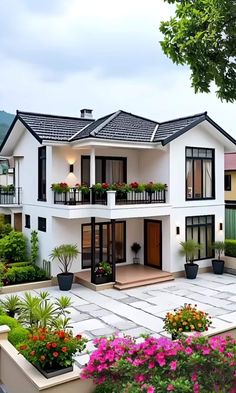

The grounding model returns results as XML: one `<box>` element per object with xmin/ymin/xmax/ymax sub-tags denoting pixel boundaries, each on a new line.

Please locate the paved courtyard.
<box><xmin>1</xmin><ymin>272</ymin><xmax>236</xmax><ymax>369</ymax></box>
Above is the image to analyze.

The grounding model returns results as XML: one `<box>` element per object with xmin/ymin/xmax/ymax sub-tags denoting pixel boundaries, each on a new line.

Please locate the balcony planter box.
<box><xmin>184</xmin><ymin>263</ymin><xmax>198</xmax><ymax>279</ymax></box>
<box><xmin>57</xmin><ymin>272</ymin><xmax>74</xmax><ymax>291</ymax></box>
<box><xmin>94</xmin><ymin>275</ymin><xmax>112</xmax><ymax>285</ymax></box>
<box><xmin>35</xmin><ymin>364</ymin><xmax>73</xmax><ymax>379</ymax></box>
<box><xmin>212</xmin><ymin>259</ymin><xmax>225</xmax><ymax>274</ymax></box>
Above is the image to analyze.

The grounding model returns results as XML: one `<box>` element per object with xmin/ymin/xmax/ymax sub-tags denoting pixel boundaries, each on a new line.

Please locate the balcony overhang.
<box><xmin>70</xmin><ymin>138</ymin><xmax>165</xmax><ymax>150</ymax></box>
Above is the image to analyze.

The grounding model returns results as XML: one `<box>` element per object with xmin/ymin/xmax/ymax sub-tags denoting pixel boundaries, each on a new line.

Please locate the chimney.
<box><xmin>80</xmin><ymin>108</ymin><xmax>93</xmax><ymax>119</ymax></box>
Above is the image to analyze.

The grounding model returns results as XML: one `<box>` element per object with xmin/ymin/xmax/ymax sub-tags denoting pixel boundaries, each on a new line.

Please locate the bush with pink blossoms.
<box><xmin>81</xmin><ymin>334</ymin><xmax>236</xmax><ymax>393</ymax></box>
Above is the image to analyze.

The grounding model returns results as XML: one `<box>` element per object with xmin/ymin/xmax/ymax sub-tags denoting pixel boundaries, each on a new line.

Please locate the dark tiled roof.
<box><xmin>17</xmin><ymin>111</ymin><xmax>94</xmax><ymax>141</ymax></box>
<box><xmin>70</xmin><ymin>112</ymin><xmax>115</xmax><ymax>140</ymax></box>
<box><xmin>154</xmin><ymin>113</ymin><xmax>206</xmax><ymax>143</ymax></box>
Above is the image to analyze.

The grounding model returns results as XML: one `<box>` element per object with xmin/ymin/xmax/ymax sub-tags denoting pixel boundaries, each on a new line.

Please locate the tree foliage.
<box><xmin>160</xmin><ymin>0</ymin><xmax>236</xmax><ymax>102</ymax></box>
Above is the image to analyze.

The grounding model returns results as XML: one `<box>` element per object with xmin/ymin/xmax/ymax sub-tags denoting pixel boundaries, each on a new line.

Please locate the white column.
<box><xmin>46</xmin><ymin>146</ymin><xmax>53</xmax><ymax>204</ymax></box>
<box><xmin>90</xmin><ymin>148</ymin><xmax>95</xmax><ymax>186</ymax></box>
<box><xmin>107</xmin><ymin>190</ymin><xmax>116</xmax><ymax>208</ymax></box>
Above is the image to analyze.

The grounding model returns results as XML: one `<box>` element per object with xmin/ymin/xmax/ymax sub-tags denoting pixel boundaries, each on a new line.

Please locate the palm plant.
<box><xmin>211</xmin><ymin>241</ymin><xmax>225</xmax><ymax>260</ymax></box>
<box><xmin>0</xmin><ymin>294</ymin><xmax>21</xmax><ymax>318</ymax></box>
<box><xmin>50</xmin><ymin>244</ymin><xmax>79</xmax><ymax>273</ymax></box>
<box><xmin>180</xmin><ymin>240</ymin><xmax>202</xmax><ymax>264</ymax></box>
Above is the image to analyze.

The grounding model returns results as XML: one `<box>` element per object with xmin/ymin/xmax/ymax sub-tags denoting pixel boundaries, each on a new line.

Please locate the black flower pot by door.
<box><xmin>57</xmin><ymin>273</ymin><xmax>74</xmax><ymax>291</ymax></box>
<box><xmin>212</xmin><ymin>260</ymin><xmax>225</xmax><ymax>275</ymax></box>
<box><xmin>95</xmin><ymin>275</ymin><xmax>112</xmax><ymax>285</ymax></box>
<box><xmin>184</xmin><ymin>263</ymin><xmax>199</xmax><ymax>279</ymax></box>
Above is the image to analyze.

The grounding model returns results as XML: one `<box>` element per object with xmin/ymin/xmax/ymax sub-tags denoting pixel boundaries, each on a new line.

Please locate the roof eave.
<box><xmin>161</xmin><ymin>116</ymin><xmax>206</xmax><ymax>146</ymax></box>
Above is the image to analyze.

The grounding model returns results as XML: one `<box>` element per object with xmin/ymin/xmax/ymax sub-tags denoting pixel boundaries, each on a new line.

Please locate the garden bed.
<box><xmin>0</xmin><ymin>279</ymin><xmax>52</xmax><ymax>294</ymax></box>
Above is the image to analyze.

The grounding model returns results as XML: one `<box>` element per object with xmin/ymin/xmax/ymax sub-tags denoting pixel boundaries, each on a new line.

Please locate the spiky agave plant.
<box><xmin>0</xmin><ymin>294</ymin><xmax>21</xmax><ymax>318</ymax></box>
<box><xmin>180</xmin><ymin>240</ymin><xmax>202</xmax><ymax>264</ymax></box>
<box><xmin>50</xmin><ymin>244</ymin><xmax>79</xmax><ymax>273</ymax></box>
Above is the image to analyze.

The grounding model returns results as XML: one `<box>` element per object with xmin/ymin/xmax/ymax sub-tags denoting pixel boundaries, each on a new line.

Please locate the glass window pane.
<box><xmin>199</xmin><ymin>216</ymin><xmax>206</xmax><ymax>224</ymax></box>
<box><xmin>186</xmin><ymin>148</ymin><xmax>192</xmax><ymax>157</ymax></box>
<box><xmin>203</xmin><ymin>159</ymin><xmax>212</xmax><ymax>198</ymax></box>
<box><xmin>95</xmin><ymin>158</ymin><xmax>102</xmax><ymax>183</ymax></box>
<box><xmin>82</xmin><ymin>225</ymin><xmax>91</xmax><ymax>268</ymax></box>
<box><xmin>193</xmin><ymin>217</ymin><xmax>199</xmax><ymax>225</ymax></box>
<box><xmin>207</xmin><ymin>225</ymin><xmax>213</xmax><ymax>257</ymax></box>
<box><xmin>192</xmin><ymin>227</ymin><xmax>199</xmax><ymax>259</ymax></box>
<box><xmin>82</xmin><ymin>157</ymin><xmax>90</xmax><ymax>185</ymax></box>
<box><xmin>105</xmin><ymin>160</ymin><xmax>124</xmax><ymax>183</ymax></box>
<box><xmin>207</xmin><ymin>216</ymin><xmax>213</xmax><ymax>223</ymax></box>
<box><xmin>193</xmin><ymin>149</ymin><xmax>199</xmax><ymax>157</ymax></box>
<box><xmin>194</xmin><ymin>160</ymin><xmax>202</xmax><ymax>198</ymax></box>
<box><xmin>186</xmin><ymin>217</ymin><xmax>192</xmax><ymax>225</ymax></box>
<box><xmin>200</xmin><ymin>226</ymin><xmax>206</xmax><ymax>258</ymax></box>
<box><xmin>186</xmin><ymin>227</ymin><xmax>192</xmax><ymax>241</ymax></box>
<box><xmin>199</xmin><ymin>149</ymin><xmax>206</xmax><ymax>157</ymax></box>
<box><xmin>186</xmin><ymin>160</ymin><xmax>193</xmax><ymax>199</ymax></box>
<box><xmin>207</xmin><ymin>150</ymin><xmax>213</xmax><ymax>158</ymax></box>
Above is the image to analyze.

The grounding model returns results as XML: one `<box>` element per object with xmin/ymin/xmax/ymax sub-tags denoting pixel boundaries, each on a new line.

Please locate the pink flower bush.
<box><xmin>81</xmin><ymin>334</ymin><xmax>236</xmax><ymax>393</ymax></box>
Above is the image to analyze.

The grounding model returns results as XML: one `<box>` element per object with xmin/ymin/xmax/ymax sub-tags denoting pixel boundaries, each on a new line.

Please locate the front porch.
<box><xmin>75</xmin><ymin>265</ymin><xmax>174</xmax><ymax>290</ymax></box>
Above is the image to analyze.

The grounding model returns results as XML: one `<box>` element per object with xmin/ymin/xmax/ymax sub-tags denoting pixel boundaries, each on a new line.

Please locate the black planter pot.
<box><xmin>184</xmin><ymin>263</ymin><xmax>199</xmax><ymax>279</ymax></box>
<box><xmin>35</xmin><ymin>364</ymin><xmax>73</xmax><ymax>379</ymax></box>
<box><xmin>94</xmin><ymin>275</ymin><xmax>112</xmax><ymax>285</ymax></box>
<box><xmin>57</xmin><ymin>272</ymin><xmax>74</xmax><ymax>291</ymax></box>
<box><xmin>212</xmin><ymin>259</ymin><xmax>225</xmax><ymax>275</ymax></box>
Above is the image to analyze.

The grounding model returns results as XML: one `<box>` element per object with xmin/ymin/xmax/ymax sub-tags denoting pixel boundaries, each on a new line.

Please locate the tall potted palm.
<box><xmin>50</xmin><ymin>244</ymin><xmax>79</xmax><ymax>290</ymax></box>
<box><xmin>180</xmin><ymin>240</ymin><xmax>202</xmax><ymax>279</ymax></box>
<box><xmin>211</xmin><ymin>241</ymin><xmax>225</xmax><ymax>274</ymax></box>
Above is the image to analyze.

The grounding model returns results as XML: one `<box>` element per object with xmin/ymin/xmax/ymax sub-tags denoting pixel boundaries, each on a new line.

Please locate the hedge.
<box><xmin>225</xmin><ymin>239</ymin><xmax>236</xmax><ymax>257</ymax></box>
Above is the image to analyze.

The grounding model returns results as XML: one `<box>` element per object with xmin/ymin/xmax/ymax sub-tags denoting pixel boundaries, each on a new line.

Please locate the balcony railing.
<box><xmin>53</xmin><ymin>188</ymin><xmax>166</xmax><ymax>206</ymax></box>
<box><xmin>0</xmin><ymin>187</ymin><xmax>22</xmax><ymax>205</ymax></box>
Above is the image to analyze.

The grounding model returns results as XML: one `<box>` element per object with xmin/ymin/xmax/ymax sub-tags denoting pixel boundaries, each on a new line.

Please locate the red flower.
<box><xmin>64</xmin><ymin>337</ymin><xmax>70</xmax><ymax>342</ymax></box>
<box><xmin>30</xmin><ymin>350</ymin><xmax>35</xmax><ymax>356</ymax></box>
<box><xmin>102</xmin><ymin>183</ymin><xmax>109</xmax><ymax>189</ymax></box>
<box><xmin>46</xmin><ymin>342</ymin><xmax>51</xmax><ymax>349</ymax></box>
<box><xmin>40</xmin><ymin>355</ymin><xmax>46</xmax><ymax>361</ymax></box>
<box><xmin>58</xmin><ymin>331</ymin><xmax>66</xmax><ymax>339</ymax></box>
<box><xmin>76</xmin><ymin>334</ymin><xmax>82</xmax><ymax>340</ymax></box>
<box><xmin>32</xmin><ymin>336</ymin><xmax>39</xmax><ymax>341</ymax></box>
<box><xmin>130</xmin><ymin>182</ymin><xmax>139</xmax><ymax>189</ymax></box>
<box><xmin>19</xmin><ymin>344</ymin><xmax>27</xmax><ymax>350</ymax></box>
<box><xmin>61</xmin><ymin>346</ymin><xmax>68</xmax><ymax>353</ymax></box>
<box><xmin>51</xmin><ymin>342</ymin><xmax>58</xmax><ymax>348</ymax></box>
<box><xmin>53</xmin><ymin>352</ymin><xmax>59</xmax><ymax>358</ymax></box>
<box><xmin>39</xmin><ymin>335</ymin><xmax>46</xmax><ymax>341</ymax></box>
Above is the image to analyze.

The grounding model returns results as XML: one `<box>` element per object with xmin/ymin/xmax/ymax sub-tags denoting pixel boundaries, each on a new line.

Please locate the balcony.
<box><xmin>0</xmin><ymin>187</ymin><xmax>22</xmax><ymax>205</ymax></box>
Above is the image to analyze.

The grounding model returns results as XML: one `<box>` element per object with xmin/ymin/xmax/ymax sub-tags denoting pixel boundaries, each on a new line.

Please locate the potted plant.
<box><xmin>211</xmin><ymin>241</ymin><xmax>225</xmax><ymax>274</ymax></box>
<box><xmin>50</xmin><ymin>244</ymin><xmax>79</xmax><ymax>291</ymax></box>
<box><xmin>180</xmin><ymin>240</ymin><xmax>202</xmax><ymax>279</ymax></box>
<box><xmin>94</xmin><ymin>261</ymin><xmax>112</xmax><ymax>284</ymax></box>
<box><xmin>163</xmin><ymin>303</ymin><xmax>212</xmax><ymax>340</ymax></box>
<box><xmin>51</xmin><ymin>183</ymin><xmax>70</xmax><ymax>193</ymax></box>
<box><xmin>18</xmin><ymin>328</ymin><xmax>87</xmax><ymax>378</ymax></box>
<box><xmin>131</xmin><ymin>242</ymin><xmax>141</xmax><ymax>264</ymax></box>
<box><xmin>0</xmin><ymin>294</ymin><xmax>21</xmax><ymax>318</ymax></box>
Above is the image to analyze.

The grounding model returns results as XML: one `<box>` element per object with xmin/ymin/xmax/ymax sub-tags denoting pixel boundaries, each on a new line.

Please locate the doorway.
<box><xmin>144</xmin><ymin>220</ymin><xmax>162</xmax><ymax>269</ymax></box>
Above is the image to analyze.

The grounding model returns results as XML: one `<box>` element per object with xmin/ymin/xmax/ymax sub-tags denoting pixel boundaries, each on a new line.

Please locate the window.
<box><xmin>38</xmin><ymin>146</ymin><xmax>46</xmax><ymax>201</ymax></box>
<box><xmin>25</xmin><ymin>214</ymin><xmax>30</xmax><ymax>229</ymax></box>
<box><xmin>82</xmin><ymin>221</ymin><xmax>126</xmax><ymax>268</ymax></box>
<box><xmin>186</xmin><ymin>147</ymin><xmax>215</xmax><ymax>200</ymax></box>
<box><xmin>4</xmin><ymin>215</ymin><xmax>11</xmax><ymax>225</ymax></box>
<box><xmin>225</xmin><ymin>174</ymin><xmax>231</xmax><ymax>191</ymax></box>
<box><xmin>38</xmin><ymin>217</ymin><xmax>46</xmax><ymax>232</ymax></box>
<box><xmin>81</xmin><ymin>156</ymin><xmax>127</xmax><ymax>185</ymax></box>
<box><xmin>186</xmin><ymin>215</ymin><xmax>214</xmax><ymax>260</ymax></box>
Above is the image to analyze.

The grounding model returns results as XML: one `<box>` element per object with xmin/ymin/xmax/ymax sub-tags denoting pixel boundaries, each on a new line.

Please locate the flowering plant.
<box><xmin>74</xmin><ymin>183</ymin><xmax>90</xmax><ymax>194</ymax></box>
<box><xmin>93</xmin><ymin>183</ymin><xmax>111</xmax><ymax>193</ymax></box>
<box><xmin>51</xmin><ymin>183</ymin><xmax>70</xmax><ymax>193</ymax></box>
<box><xmin>129</xmin><ymin>182</ymin><xmax>145</xmax><ymax>192</ymax></box>
<box><xmin>81</xmin><ymin>334</ymin><xmax>236</xmax><ymax>393</ymax></box>
<box><xmin>164</xmin><ymin>304</ymin><xmax>212</xmax><ymax>335</ymax></box>
<box><xmin>144</xmin><ymin>182</ymin><xmax>167</xmax><ymax>192</ymax></box>
<box><xmin>94</xmin><ymin>261</ymin><xmax>112</xmax><ymax>277</ymax></box>
<box><xmin>18</xmin><ymin>328</ymin><xmax>87</xmax><ymax>370</ymax></box>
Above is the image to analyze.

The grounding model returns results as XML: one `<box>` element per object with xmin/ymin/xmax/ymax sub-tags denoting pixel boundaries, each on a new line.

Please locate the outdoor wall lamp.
<box><xmin>69</xmin><ymin>164</ymin><xmax>74</xmax><ymax>173</ymax></box>
<box><xmin>219</xmin><ymin>222</ymin><xmax>223</xmax><ymax>231</ymax></box>
<box><xmin>176</xmin><ymin>226</ymin><xmax>180</xmax><ymax>235</ymax></box>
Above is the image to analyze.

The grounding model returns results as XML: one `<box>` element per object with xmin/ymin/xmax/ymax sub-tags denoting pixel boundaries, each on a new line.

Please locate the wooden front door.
<box><xmin>144</xmin><ymin>220</ymin><xmax>162</xmax><ymax>269</ymax></box>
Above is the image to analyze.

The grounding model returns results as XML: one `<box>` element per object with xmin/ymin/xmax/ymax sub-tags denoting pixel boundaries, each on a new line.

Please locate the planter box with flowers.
<box><xmin>94</xmin><ymin>261</ymin><xmax>112</xmax><ymax>284</ymax></box>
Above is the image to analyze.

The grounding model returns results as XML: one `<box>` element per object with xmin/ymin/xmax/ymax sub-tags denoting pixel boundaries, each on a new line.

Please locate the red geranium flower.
<box><xmin>46</xmin><ymin>342</ymin><xmax>51</xmax><ymax>349</ymax></box>
<box><xmin>76</xmin><ymin>334</ymin><xmax>82</xmax><ymax>340</ymax></box>
<box><xmin>51</xmin><ymin>342</ymin><xmax>58</xmax><ymax>348</ymax></box>
<box><xmin>53</xmin><ymin>352</ymin><xmax>59</xmax><ymax>358</ymax></box>
<box><xmin>30</xmin><ymin>350</ymin><xmax>35</xmax><ymax>356</ymax></box>
<box><xmin>19</xmin><ymin>344</ymin><xmax>27</xmax><ymax>350</ymax></box>
<box><xmin>61</xmin><ymin>347</ymin><xmax>68</xmax><ymax>353</ymax></box>
<box><xmin>40</xmin><ymin>355</ymin><xmax>46</xmax><ymax>361</ymax></box>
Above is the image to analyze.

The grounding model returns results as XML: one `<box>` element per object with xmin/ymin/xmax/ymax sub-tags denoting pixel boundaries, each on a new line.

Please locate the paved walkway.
<box><xmin>1</xmin><ymin>272</ymin><xmax>236</xmax><ymax>368</ymax></box>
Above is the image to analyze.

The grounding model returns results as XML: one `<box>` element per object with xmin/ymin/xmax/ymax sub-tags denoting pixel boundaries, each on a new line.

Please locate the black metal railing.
<box><xmin>116</xmin><ymin>189</ymin><xmax>166</xmax><ymax>204</ymax></box>
<box><xmin>0</xmin><ymin>187</ymin><xmax>22</xmax><ymax>205</ymax></box>
<box><xmin>53</xmin><ymin>188</ymin><xmax>166</xmax><ymax>206</ymax></box>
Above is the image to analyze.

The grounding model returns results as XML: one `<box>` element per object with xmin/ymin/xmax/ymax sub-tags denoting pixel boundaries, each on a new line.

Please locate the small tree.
<box><xmin>50</xmin><ymin>244</ymin><xmax>79</xmax><ymax>273</ymax></box>
<box><xmin>180</xmin><ymin>240</ymin><xmax>202</xmax><ymax>264</ymax></box>
<box><xmin>30</xmin><ymin>230</ymin><xmax>39</xmax><ymax>264</ymax></box>
<box><xmin>211</xmin><ymin>241</ymin><xmax>225</xmax><ymax>260</ymax></box>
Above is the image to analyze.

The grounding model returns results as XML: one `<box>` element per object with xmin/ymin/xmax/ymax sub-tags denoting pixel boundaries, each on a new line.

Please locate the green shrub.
<box><xmin>8</xmin><ymin>326</ymin><xmax>29</xmax><ymax>347</ymax></box>
<box><xmin>0</xmin><ymin>223</ymin><xmax>13</xmax><ymax>239</ymax></box>
<box><xmin>30</xmin><ymin>230</ymin><xmax>39</xmax><ymax>264</ymax></box>
<box><xmin>0</xmin><ymin>231</ymin><xmax>27</xmax><ymax>262</ymax></box>
<box><xmin>0</xmin><ymin>315</ymin><xmax>18</xmax><ymax>329</ymax></box>
<box><xmin>3</xmin><ymin>265</ymin><xmax>49</xmax><ymax>285</ymax></box>
<box><xmin>6</xmin><ymin>261</ymin><xmax>31</xmax><ymax>268</ymax></box>
<box><xmin>225</xmin><ymin>239</ymin><xmax>236</xmax><ymax>257</ymax></box>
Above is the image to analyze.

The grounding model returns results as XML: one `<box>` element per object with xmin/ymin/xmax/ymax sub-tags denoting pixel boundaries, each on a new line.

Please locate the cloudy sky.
<box><xmin>0</xmin><ymin>0</ymin><xmax>235</xmax><ymax>134</ymax></box>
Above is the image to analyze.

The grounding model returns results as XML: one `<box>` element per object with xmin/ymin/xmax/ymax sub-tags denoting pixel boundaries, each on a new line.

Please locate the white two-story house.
<box><xmin>0</xmin><ymin>108</ymin><xmax>235</xmax><ymax>286</ymax></box>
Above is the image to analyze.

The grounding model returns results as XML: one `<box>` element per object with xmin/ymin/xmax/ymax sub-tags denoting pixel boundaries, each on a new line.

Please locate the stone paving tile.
<box><xmin>197</xmin><ymin>273</ymin><xmax>236</xmax><ymax>285</ymax></box>
<box><xmin>70</xmin><ymin>312</ymin><xmax>91</xmax><ymax>322</ymax></box>
<box><xmin>121</xmin><ymin>296</ymin><xmax>142</xmax><ymax>304</ymax></box>
<box><xmin>130</xmin><ymin>301</ymin><xmax>154</xmax><ymax>309</ymax></box>
<box><xmin>223</xmin><ymin>303</ymin><xmax>236</xmax><ymax>311</ymax></box>
<box><xmin>71</xmin><ymin>318</ymin><xmax>107</xmax><ymax>333</ymax></box>
<box><xmin>123</xmin><ymin>327</ymin><xmax>153</xmax><ymax>337</ymax></box>
<box><xmin>210</xmin><ymin>317</ymin><xmax>233</xmax><ymax>329</ymax></box>
<box><xmin>216</xmin><ymin>284</ymin><xmax>236</xmax><ymax>293</ymax></box>
<box><xmin>101</xmin><ymin>289</ymin><xmax>128</xmax><ymax>300</ymax></box>
<box><xmin>76</xmin><ymin>304</ymin><xmax>101</xmax><ymax>312</ymax></box>
<box><xmin>101</xmin><ymin>314</ymin><xmax>137</xmax><ymax>329</ymax></box>
<box><xmin>74</xmin><ymin>353</ymin><xmax>90</xmax><ymax>367</ymax></box>
<box><xmin>202</xmin><ymin>307</ymin><xmax>232</xmax><ymax>317</ymax></box>
<box><xmin>89</xmin><ymin>309</ymin><xmax>111</xmax><ymax>317</ymax></box>
<box><xmin>217</xmin><ymin>311</ymin><xmax>236</xmax><ymax>323</ymax></box>
<box><xmin>186</xmin><ymin>292</ymin><xmax>231</xmax><ymax>307</ymax></box>
<box><xmin>228</xmin><ymin>295</ymin><xmax>236</xmax><ymax>302</ymax></box>
<box><xmin>91</xmin><ymin>327</ymin><xmax>116</xmax><ymax>336</ymax></box>
<box><xmin>214</xmin><ymin>292</ymin><xmax>235</xmax><ymax>299</ymax></box>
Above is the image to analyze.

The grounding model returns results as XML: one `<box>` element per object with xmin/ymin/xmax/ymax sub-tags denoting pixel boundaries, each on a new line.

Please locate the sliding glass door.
<box><xmin>82</xmin><ymin>221</ymin><xmax>126</xmax><ymax>268</ymax></box>
<box><xmin>81</xmin><ymin>156</ymin><xmax>127</xmax><ymax>185</ymax></box>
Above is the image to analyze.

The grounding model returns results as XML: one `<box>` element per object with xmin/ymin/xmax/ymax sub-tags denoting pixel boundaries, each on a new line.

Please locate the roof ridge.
<box><xmin>119</xmin><ymin>110</ymin><xmax>158</xmax><ymax>124</ymax></box>
<box><xmin>91</xmin><ymin>110</ymin><xmax>122</xmax><ymax>136</ymax></box>
<box><xmin>69</xmin><ymin>122</ymin><xmax>94</xmax><ymax>141</ymax></box>
<box><xmin>17</xmin><ymin>110</ymin><xmax>95</xmax><ymax>122</ymax></box>
<box><xmin>150</xmin><ymin>123</ymin><xmax>159</xmax><ymax>142</ymax></box>
<box><xmin>159</xmin><ymin>111</ymin><xmax>207</xmax><ymax>126</ymax></box>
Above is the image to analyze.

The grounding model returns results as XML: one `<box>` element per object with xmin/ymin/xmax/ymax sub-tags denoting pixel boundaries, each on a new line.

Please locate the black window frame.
<box><xmin>81</xmin><ymin>221</ymin><xmax>126</xmax><ymax>269</ymax></box>
<box><xmin>38</xmin><ymin>217</ymin><xmax>46</xmax><ymax>232</ymax></box>
<box><xmin>185</xmin><ymin>215</ymin><xmax>215</xmax><ymax>261</ymax></box>
<box><xmin>38</xmin><ymin>146</ymin><xmax>47</xmax><ymax>201</ymax></box>
<box><xmin>225</xmin><ymin>173</ymin><xmax>231</xmax><ymax>191</ymax></box>
<box><xmin>81</xmin><ymin>156</ymin><xmax>127</xmax><ymax>185</ymax></box>
<box><xmin>185</xmin><ymin>147</ymin><xmax>215</xmax><ymax>201</ymax></box>
<box><xmin>25</xmin><ymin>214</ymin><xmax>31</xmax><ymax>229</ymax></box>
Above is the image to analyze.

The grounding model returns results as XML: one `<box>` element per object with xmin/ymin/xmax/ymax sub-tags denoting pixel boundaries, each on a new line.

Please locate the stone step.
<box><xmin>114</xmin><ymin>275</ymin><xmax>174</xmax><ymax>290</ymax></box>
<box><xmin>115</xmin><ymin>271</ymin><xmax>172</xmax><ymax>285</ymax></box>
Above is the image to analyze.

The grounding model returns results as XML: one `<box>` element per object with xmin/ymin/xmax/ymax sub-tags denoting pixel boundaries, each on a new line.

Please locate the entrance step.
<box><xmin>114</xmin><ymin>267</ymin><xmax>174</xmax><ymax>290</ymax></box>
